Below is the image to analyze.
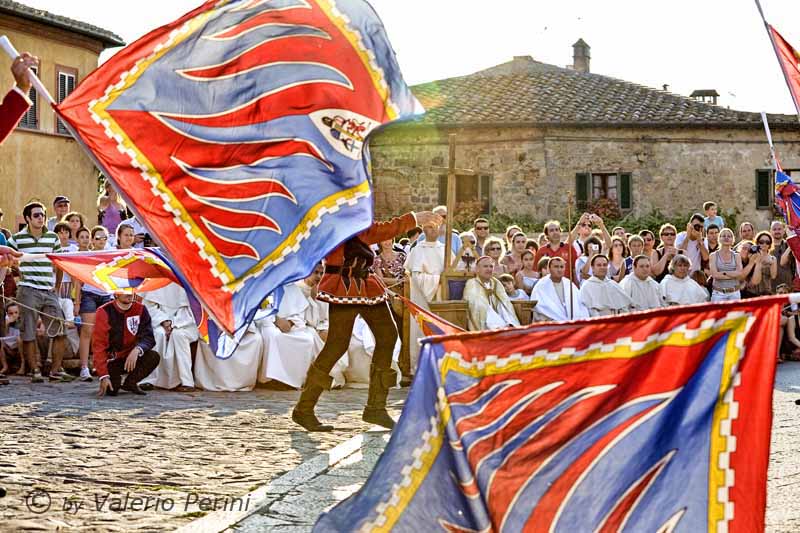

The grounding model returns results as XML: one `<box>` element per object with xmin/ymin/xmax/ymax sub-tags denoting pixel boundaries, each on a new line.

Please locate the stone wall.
<box><xmin>369</xmin><ymin>124</ymin><xmax>800</xmax><ymax>231</ymax></box>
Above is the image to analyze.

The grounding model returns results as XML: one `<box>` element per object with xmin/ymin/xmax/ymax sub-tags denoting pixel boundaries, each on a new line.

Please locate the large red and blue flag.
<box><xmin>55</xmin><ymin>0</ymin><xmax>420</xmax><ymax>334</ymax></box>
<box><xmin>315</xmin><ymin>298</ymin><xmax>782</xmax><ymax>532</ymax></box>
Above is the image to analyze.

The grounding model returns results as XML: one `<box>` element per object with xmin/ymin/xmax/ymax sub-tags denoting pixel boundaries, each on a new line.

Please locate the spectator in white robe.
<box><xmin>579</xmin><ymin>254</ymin><xmax>633</xmax><ymax>317</ymax></box>
<box><xmin>345</xmin><ymin>316</ymin><xmax>401</xmax><ymax>388</ymax></box>
<box><xmin>660</xmin><ymin>254</ymin><xmax>709</xmax><ymax>306</ymax></box>
<box><xmin>531</xmin><ymin>257</ymin><xmax>588</xmax><ymax>322</ymax></box>
<box><xmin>257</xmin><ymin>283</ymin><xmax>347</xmax><ymax>389</ymax></box>
<box><xmin>140</xmin><ymin>282</ymin><xmax>199</xmax><ymax>391</ymax></box>
<box><xmin>193</xmin><ymin>322</ymin><xmax>264</xmax><ymax>392</ymax></box>
<box><xmin>405</xmin><ymin>222</ymin><xmax>452</xmax><ymax>370</ymax></box>
<box><xmin>463</xmin><ymin>256</ymin><xmax>521</xmax><ymax>331</ymax></box>
<box><xmin>619</xmin><ymin>255</ymin><xmax>664</xmax><ymax>311</ymax></box>
<box><xmin>296</xmin><ymin>263</ymin><xmax>329</xmax><ymax>341</ymax></box>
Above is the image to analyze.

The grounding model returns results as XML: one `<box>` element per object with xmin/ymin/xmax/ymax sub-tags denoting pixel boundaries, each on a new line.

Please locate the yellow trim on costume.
<box><xmin>316</xmin><ymin>0</ymin><xmax>397</xmax><ymax>120</ymax></box>
<box><xmin>370</xmin><ymin>314</ymin><xmax>752</xmax><ymax>532</ymax></box>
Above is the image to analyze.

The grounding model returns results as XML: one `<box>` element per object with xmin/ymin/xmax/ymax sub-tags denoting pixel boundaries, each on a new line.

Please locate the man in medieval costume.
<box><xmin>291</xmin><ymin>210</ymin><xmax>442</xmax><ymax>432</ymax></box>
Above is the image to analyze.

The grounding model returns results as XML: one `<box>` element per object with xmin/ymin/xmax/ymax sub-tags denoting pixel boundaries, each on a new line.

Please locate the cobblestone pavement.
<box><xmin>2</xmin><ymin>363</ymin><xmax>800</xmax><ymax>532</ymax></box>
<box><xmin>0</xmin><ymin>379</ymin><xmax>406</xmax><ymax>532</ymax></box>
<box><xmin>230</xmin><ymin>432</ymin><xmax>390</xmax><ymax>533</ymax></box>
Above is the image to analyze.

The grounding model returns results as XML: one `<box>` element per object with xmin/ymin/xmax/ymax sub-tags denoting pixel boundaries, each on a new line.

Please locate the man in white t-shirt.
<box><xmin>675</xmin><ymin>213</ymin><xmax>709</xmax><ymax>275</ymax></box>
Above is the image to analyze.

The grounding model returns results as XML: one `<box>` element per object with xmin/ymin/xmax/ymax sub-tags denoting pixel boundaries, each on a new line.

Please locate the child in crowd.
<box><xmin>499</xmin><ymin>273</ymin><xmax>528</xmax><ymax>300</ymax></box>
<box><xmin>537</xmin><ymin>257</ymin><xmax>551</xmax><ymax>279</ymax></box>
<box><xmin>515</xmin><ymin>250</ymin><xmax>539</xmax><ymax>295</ymax></box>
<box><xmin>0</xmin><ymin>302</ymin><xmax>22</xmax><ymax>380</ymax></box>
<box><xmin>703</xmin><ymin>201</ymin><xmax>725</xmax><ymax>230</ymax></box>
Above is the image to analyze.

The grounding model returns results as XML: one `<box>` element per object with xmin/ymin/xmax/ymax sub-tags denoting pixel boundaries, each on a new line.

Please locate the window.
<box><xmin>576</xmin><ymin>172</ymin><xmax>632</xmax><ymax>210</ymax></box>
<box><xmin>438</xmin><ymin>174</ymin><xmax>492</xmax><ymax>214</ymax></box>
<box><xmin>593</xmin><ymin>173</ymin><xmax>617</xmax><ymax>201</ymax></box>
<box><xmin>55</xmin><ymin>66</ymin><xmax>77</xmax><ymax>135</ymax></box>
<box><xmin>756</xmin><ymin>169</ymin><xmax>773</xmax><ymax>210</ymax></box>
<box><xmin>18</xmin><ymin>66</ymin><xmax>38</xmax><ymax>129</ymax></box>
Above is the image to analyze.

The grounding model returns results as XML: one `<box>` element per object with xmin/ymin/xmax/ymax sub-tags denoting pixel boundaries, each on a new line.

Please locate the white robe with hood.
<box><xmin>140</xmin><ymin>283</ymin><xmax>199</xmax><ymax>389</ymax></box>
<box><xmin>579</xmin><ymin>277</ymin><xmax>633</xmax><ymax>317</ymax></box>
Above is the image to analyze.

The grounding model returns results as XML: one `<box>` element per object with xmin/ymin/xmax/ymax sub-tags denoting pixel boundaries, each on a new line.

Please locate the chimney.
<box><xmin>689</xmin><ymin>89</ymin><xmax>720</xmax><ymax>105</ymax></box>
<box><xmin>511</xmin><ymin>55</ymin><xmax>535</xmax><ymax>73</ymax></box>
<box><xmin>572</xmin><ymin>39</ymin><xmax>590</xmax><ymax>73</ymax></box>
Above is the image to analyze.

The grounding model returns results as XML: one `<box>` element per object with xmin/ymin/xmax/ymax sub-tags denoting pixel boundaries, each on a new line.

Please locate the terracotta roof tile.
<box><xmin>0</xmin><ymin>0</ymin><xmax>124</xmax><ymax>47</ymax></box>
<box><xmin>409</xmin><ymin>58</ymin><xmax>797</xmax><ymax>128</ymax></box>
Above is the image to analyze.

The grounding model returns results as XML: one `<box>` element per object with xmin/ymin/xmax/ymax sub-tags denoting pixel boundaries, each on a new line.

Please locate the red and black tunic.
<box><xmin>92</xmin><ymin>300</ymin><xmax>155</xmax><ymax>378</ymax></box>
<box><xmin>317</xmin><ymin>213</ymin><xmax>417</xmax><ymax>305</ymax></box>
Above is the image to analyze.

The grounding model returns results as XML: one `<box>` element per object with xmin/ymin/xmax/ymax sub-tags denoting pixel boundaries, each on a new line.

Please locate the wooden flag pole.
<box><xmin>567</xmin><ymin>191</ymin><xmax>575</xmax><ymax>320</ymax></box>
<box><xmin>0</xmin><ymin>35</ymin><xmax>55</xmax><ymax>105</ymax></box>
<box><xmin>443</xmin><ymin>134</ymin><xmax>456</xmax><ymax>299</ymax></box>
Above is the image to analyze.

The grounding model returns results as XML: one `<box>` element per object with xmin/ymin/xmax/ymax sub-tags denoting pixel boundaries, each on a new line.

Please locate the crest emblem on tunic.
<box><xmin>126</xmin><ymin>316</ymin><xmax>141</xmax><ymax>336</ymax></box>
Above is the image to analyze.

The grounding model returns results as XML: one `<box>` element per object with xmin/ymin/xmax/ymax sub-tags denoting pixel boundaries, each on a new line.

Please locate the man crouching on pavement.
<box><xmin>94</xmin><ymin>292</ymin><xmax>159</xmax><ymax>397</ymax></box>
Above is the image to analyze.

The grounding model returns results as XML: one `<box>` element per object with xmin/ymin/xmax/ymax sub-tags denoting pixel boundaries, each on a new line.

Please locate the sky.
<box><xmin>15</xmin><ymin>0</ymin><xmax>800</xmax><ymax>115</ymax></box>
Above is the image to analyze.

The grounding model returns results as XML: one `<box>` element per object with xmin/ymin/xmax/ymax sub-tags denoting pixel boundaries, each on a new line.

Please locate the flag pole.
<box><xmin>567</xmin><ymin>191</ymin><xmax>575</xmax><ymax>320</ymax></box>
<box><xmin>754</xmin><ymin>0</ymin><xmax>800</xmax><ymax>123</ymax></box>
<box><xmin>761</xmin><ymin>111</ymin><xmax>778</xmax><ymax>166</ymax></box>
<box><xmin>0</xmin><ymin>35</ymin><xmax>55</xmax><ymax>105</ymax></box>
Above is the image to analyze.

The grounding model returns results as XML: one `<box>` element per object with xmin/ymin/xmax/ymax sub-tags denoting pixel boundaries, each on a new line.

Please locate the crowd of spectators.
<box><xmin>2</xmin><ymin>192</ymin><xmax>799</xmax><ymax>392</ymax></box>
<box><xmin>409</xmin><ymin>200</ymin><xmax>798</xmax><ymax>361</ymax></box>
<box><xmin>0</xmin><ymin>184</ymin><xmax>145</xmax><ymax>385</ymax></box>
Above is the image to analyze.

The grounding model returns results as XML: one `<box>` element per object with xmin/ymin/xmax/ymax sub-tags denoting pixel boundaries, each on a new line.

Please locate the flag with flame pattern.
<box><xmin>315</xmin><ymin>298</ymin><xmax>781</xmax><ymax>533</ymax></box>
<box><xmin>55</xmin><ymin>0</ymin><xmax>420</xmax><ymax>334</ymax></box>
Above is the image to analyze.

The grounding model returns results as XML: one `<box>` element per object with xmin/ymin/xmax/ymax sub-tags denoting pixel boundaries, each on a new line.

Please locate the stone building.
<box><xmin>0</xmin><ymin>0</ymin><xmax>123</xmax><ymax>229</ymax></box>
<box><xmin>369</xmin><ymin>40</ymin><xmax>800</xmax><ymax>229</ymax></box>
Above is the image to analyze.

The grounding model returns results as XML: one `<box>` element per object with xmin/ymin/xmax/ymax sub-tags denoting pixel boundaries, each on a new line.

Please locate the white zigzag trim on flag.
<box><xmin>443</xmin><ymin>314</ymin><xmax>747</xmax><ymax>372</ymax></box>
<box><xmin>714</xmin><ymin>314</ymin><xmax>752</xmax><ymax>533</ymax></box>
<box><xmin>362</xmin><ymin>413</ymin><xmax>441</xmax><ymax>532</ymax></box>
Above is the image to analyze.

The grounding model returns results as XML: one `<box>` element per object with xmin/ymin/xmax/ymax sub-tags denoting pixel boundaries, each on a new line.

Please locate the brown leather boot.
<box><xmin>292</xmin><ymin>364</ymin><xmax>334</xmax><ymax>432</ymax></box>
<box><xmin>362</xmin><ymin>365</ymin><xmax>397</xmax><ymax>429</ymax></box>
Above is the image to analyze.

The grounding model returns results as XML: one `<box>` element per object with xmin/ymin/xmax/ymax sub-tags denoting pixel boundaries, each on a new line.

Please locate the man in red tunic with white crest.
<box><xmin>292</xmin><ymin>210</ymin><xmax>443</xmax><ymax>432</ymax></box>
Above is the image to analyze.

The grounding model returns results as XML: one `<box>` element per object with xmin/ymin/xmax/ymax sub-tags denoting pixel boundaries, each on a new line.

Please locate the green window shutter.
<box><xmin>755</xmin><ymin>169</ymin><xmax>772</xmax><ymax>210</ymax></box>
<box><xmin>438</xmin><ymin>174</ymin><xmax>447</xmax><ymax>205</ymax></box>
<box><xmin>619</xmin><ymin>173</ymin><xmax>632</xmax><ymax>210</ymax></box>
<box><xmin>576</xmin><ymin>173</ymin><xmax>590</xmax><ymax>210</ymax></box>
